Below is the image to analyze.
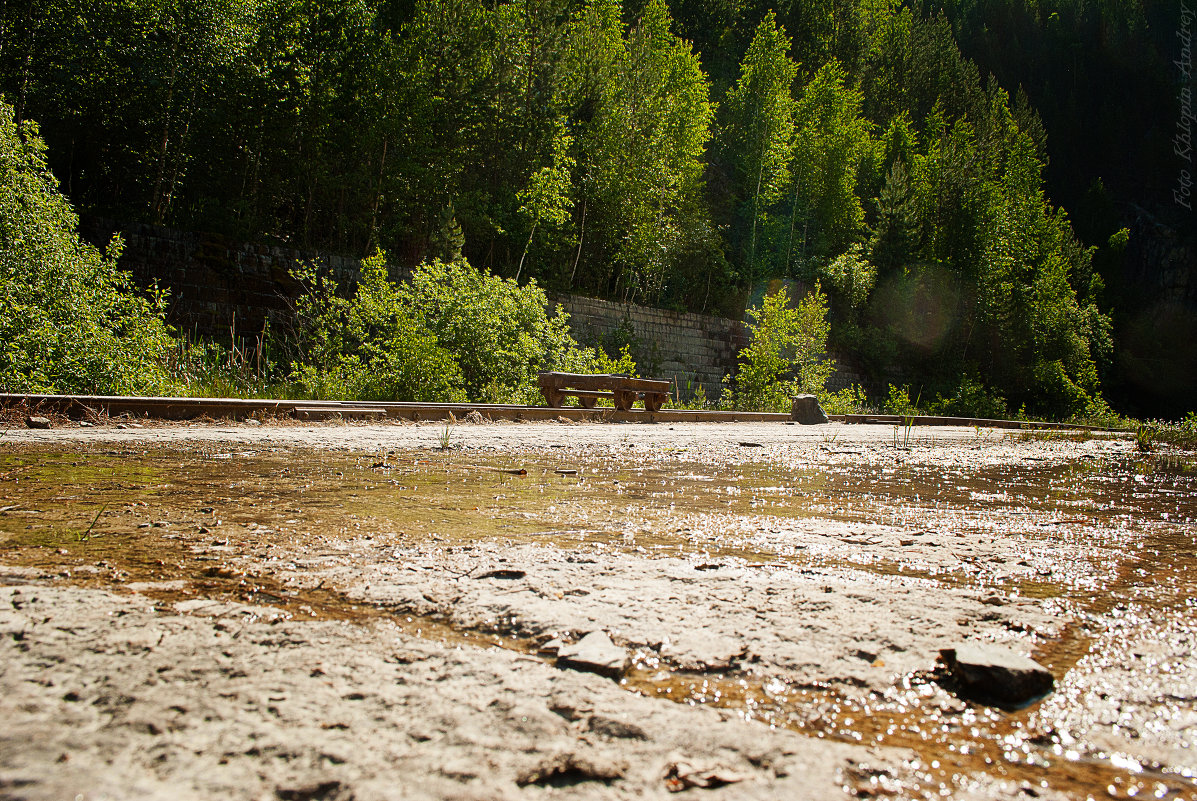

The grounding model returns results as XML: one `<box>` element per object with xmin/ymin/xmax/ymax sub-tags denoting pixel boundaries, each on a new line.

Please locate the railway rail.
<box><xmin>0</xmin><ymin>393</ymin><xmax>1117</xmax><ymax>431</ymax></box>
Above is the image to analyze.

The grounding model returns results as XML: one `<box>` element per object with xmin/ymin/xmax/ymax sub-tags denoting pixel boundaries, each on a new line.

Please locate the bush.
<box><xmin>930</xmin><ymin>376</ymin><xmax>1008</xmax><ymax>419</ymax></box>
<box><xmin>882</xmin><ymin>384</ymin><xmax>922</xmax><ymax>416</ymax></box>
<box><xmin>725</xmin><ymin>284</ymin><xmax>834</xmax><ymax>412</ymax></box>
<box><xmin>289</xmin><ymin>252</ymin><xmax>467</xmax><ymax>402</ymax></box>
<box><xmin>0</xmin><ymin>103</ymin><xmax>177</xmax><ymax>395</ymax></box>
<box><xmin>820</xmin><ymin>384</ymin><xmax>870</xmax><ymax>415</ymax></box>
<box><xmin>398</xmin><ymin>259</ymin><xmax>581</xmax><ymax>403</ymax></box>
<box><xmin>289</xmin><ymin>253</ymin><xmax>625</xmax><ymax>404</ymax></box>
<box><xmin>820</xmin><ymin>245</ymin><xmax>876</xmax><ymax>309</ymax></box>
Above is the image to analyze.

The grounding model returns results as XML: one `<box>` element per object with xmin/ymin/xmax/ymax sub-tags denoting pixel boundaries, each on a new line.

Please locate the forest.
<box><xmin>0</xmin><ymin>0</ymin><xmax>1192</xmax><ymax>418</ymax></box>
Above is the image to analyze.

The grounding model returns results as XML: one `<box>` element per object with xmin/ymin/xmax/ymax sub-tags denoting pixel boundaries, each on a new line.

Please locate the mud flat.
<box><xmin>1</xmin><ymin>420</ymin><xmax>1194</xmax><ymax>799</ymax></box>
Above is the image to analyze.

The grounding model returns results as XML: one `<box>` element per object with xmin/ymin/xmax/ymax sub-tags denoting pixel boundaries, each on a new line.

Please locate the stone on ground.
<box><xmin>557</xmin><ymin>631</ymin><xmax>629</xmax><ymax>678</ymax></box>
<box><xmin>790</xmin><ymin>395</ymin><xmax>829</xmax><ymax>425</ymax></box>
<box><xmin>940</xmin><ymin>642</ymin><xmax>1054</xmax><ymax>707</ymax></box>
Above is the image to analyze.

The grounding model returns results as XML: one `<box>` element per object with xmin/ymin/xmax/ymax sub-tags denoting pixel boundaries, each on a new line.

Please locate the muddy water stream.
<box><xmin>1</xmin><ymin>442</ymin><xmax>1194</xmax><ymax>799</ymax></box>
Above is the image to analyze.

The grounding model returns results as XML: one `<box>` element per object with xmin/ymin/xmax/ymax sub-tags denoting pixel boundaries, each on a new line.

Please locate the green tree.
<box><xmin>567</xmin><ymin>0</ymin><xmax>713</xmax><ymax>303</ymax></box>
<box><xmin>718</xmin><ymin>12</ymin><xmax>796</xmax><ymax>283</ymax></box>
<box><xmin>785</xmin><ymin>61</ymin><xmax>872</xmax><ymax>269</ymax></box>
<box><xmin>514</xmin><ymin>121</ymin><xmax>574</xmax><ymax>281</ymax></box>
<box><xmin>975</xmin><ymin>130</ymin><xmax>1109</xmax><ymax>416</ymax></box>
<box><xmin>0</xmin><ymin>104</ymin><xmax>177</xmax><ymax>394</ymax></box>
<box><xmin>725</xmin><ymin>284</ymin><xmax>834</xmax><ymax>412</ymax></box>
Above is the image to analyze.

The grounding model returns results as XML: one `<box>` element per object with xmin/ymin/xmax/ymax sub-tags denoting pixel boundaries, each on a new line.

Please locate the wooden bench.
<box><xmin>537</xmin><ymin>372</ymin><xmax>670</xmax><ymax>412</ymax></box>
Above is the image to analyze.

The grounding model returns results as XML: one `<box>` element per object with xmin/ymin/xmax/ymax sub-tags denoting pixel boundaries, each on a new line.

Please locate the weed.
<box><xmin>1135</xmin><ymin>415</ymin><xmax>1197</xmax><ymax>451</ymax></box>
<box><xmin>76</xmin><ymin>504</ymin><xmax>107</xmax><ymax>542</ymax></box>
<box><xmin>437</xmin><ymin>423</ymin><xmax>453</xmax><ymax>450</ymax></box>
<box><xmin>673</xmin><ymin>382</ymin><xmax>712</xmax><ymax>410</ymax></box>
<box><xmin>893</xmin><ymin>415</ymin><xmax>915</xmax><ymax>449</ymax></box>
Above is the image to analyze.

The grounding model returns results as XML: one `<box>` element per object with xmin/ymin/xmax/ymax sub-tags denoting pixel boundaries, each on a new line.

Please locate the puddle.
<box><xmin>1</xmin><ymin>442</ymin><xmax>1195</xmax><ymax>798</ymax></box>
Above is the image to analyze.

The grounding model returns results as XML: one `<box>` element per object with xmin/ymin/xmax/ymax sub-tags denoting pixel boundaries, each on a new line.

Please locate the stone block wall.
<box><xmin>548</xmin><ymin>294</ymin><xmax>748</xmax><ymax>400</ymax></box>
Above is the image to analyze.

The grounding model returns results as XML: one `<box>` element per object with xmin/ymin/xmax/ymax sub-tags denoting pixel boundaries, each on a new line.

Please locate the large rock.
<box><xmin>939</xmin><ymin>642</ymin><xmax>1054</xmax><ymax>707</ymax></box>
<box><xmin>556</xmin><ymin>631</ymin><xmax>629</xmax><ymax>678</ymax></box>
<box><xmin>791</xmin><ymin>395</ymin><xmax>829</xmax><ymax>425</ymax></box>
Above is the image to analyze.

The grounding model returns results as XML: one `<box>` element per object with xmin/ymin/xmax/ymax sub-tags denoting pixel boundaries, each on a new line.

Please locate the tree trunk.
<box><xmin>366</xmin><ymin>136</ymin><xmax>388</xmax><ymax>255</ymax></box>
<box><xmin>151</xmin><ymin>38</ymin><xmax>181</xmax><ymax>223</ymax></box>
<box><xmin>569</xmin><ymin>196</ymin><xmax>587</xmax><ymax>288</ymax></box>
<box><xmin>515</xmin><ymin>222</ymin><xmax>536</xmax><ymax>282</ymax></box>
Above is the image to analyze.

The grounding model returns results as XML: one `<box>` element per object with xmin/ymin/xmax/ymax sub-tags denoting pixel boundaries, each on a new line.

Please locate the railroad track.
<box><xmin>0</xmin><ymin>393</ymin><xmax>1116</xmax><ymax>431</ymax></box>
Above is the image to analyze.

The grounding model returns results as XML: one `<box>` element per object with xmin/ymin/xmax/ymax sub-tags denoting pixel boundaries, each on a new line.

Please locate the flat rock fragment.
<box><xmin>586</xmin><ymin>714</ymin><xmax>649</xmax><ymax>740</ymax></box>
<box><xmin>556</xmin><ymin>630</ymin><xmax>628</xmax><ymax>678</ymax></box>
<box><xmin>939</xmin><ymin>642</ymin><xmax>1054</xmax><ymax>707</ymax></box>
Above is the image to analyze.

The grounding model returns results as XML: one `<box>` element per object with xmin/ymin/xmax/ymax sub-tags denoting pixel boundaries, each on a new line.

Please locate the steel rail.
<box><xmin>0</xmin><ymin>393</ymin><xmax>1123</xmax><ymax>431</ymax></box>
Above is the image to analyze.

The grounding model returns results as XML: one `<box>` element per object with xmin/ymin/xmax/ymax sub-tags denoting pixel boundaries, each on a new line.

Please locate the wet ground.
<box><xmin>1</xmin><ymin>420</ymin><xmax>1194</xmax><ymax>800</ymax></box>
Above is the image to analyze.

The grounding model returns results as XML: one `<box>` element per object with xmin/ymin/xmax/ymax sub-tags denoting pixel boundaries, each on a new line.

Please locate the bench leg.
<box><xmin>614</xmin><ymin>390</ymin><xmax>635</xmax><ymax>411</ymax></box>
<box><xmin>540</xmin><ymin>386</ymin><xmax>564</xmax><ymax>407</ymax></box>
<box><xmin>644</xmin><ymin>393</ymin><xmax>665</xmax><ymax>412</ymax></box>
<box><xmin>578</xmin><ymin>395</ymin><xmax>597</xmax><ymax>409</ymax></box>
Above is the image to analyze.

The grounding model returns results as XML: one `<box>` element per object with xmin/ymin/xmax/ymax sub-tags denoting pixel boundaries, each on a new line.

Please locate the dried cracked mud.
<box><xmin>1</xmin><ymin>418</ymin><xmax>1194</xmax><ymax>800</ymax></box>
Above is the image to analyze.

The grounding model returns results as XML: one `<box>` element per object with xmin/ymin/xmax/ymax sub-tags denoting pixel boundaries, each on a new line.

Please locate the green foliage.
<box><xmin>515</xmin><ymin>122</ymin><xmax>575</xmax><ymax>281</ymax></box>
<box><xmin>929</xmin><ymin>376</ymin><xmax>1008</xmax><ymax>420</ymax></box>
<box><xmin>289</xmin><ymin>252</ymin><xmax>467</xmax><ymax>402</ymax></box>
<box><xmin>718</xmin><ymin>12</ymin><xmax>797</xmax><ymax>281</ymax></box>
<box><xmin>569</xmin><ymin>0</ymin><xmax>715</xmax><ymax>303</ymax></box>
<box><xmin>168</xmin><ymin>333</ymin><xmax>284</xmax><ymax>399</ymax></box>
<box><xmin>2</xmin><ymin>0</ymin><xmax>1166</xmax><ymax>419</ymax></box>
<box><xmin>1135</xmin><ymin>414</ymin><xmax>1197</xmax><ymax>452</ymax></box>
<box><xmin>882</xmin><ymin>384</ymin><xmax>921</xmax><ymax>416</ymax></box>
<box><xmin>725</xmin><ymin>284</ymin><xmax>834</xmax><ymax>412</ymax></box>
<box><xmin>785</xmin><ymin>60</ymin><xmax>872</xmax><ymax>266</ymax></box>
<box><xmin>289</xmin><ymin>251</ymin><xmax>624</xmax><ymax>404</ymax></box>
<box><xmin>819</xmin><ymin>384</ymin><xmax>869</xmax><ymax>415</ymax></box>
<box><xmin>672</xmin><ymin>382</ymin><xmax>712</xmax><ymax>410</ymax></box>
<box><xmin>0</xmin><ymin>103</ymin><xmax>178</xmax><ymax>395</ymax></box>
<box><xmin>820</xmin><ymin>244</ymin><xmax>876</xmax><ymax>308</ymax></box>
<box><xmin>1068</xmin><ymin>395</ymin><xmax>1129</xmax><ymax>430</ymax></box>
<box><xmin>399</xmin><ymin>258</ymin><xmax>578</xmax><ymax>403</ymax></box>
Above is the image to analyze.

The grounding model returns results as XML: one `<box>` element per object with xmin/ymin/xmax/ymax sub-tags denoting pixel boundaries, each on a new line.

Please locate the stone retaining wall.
<box><xmin>546</xmin><ymin>294</ymin><xmax>748</xmax><ymax>400</ymax></box>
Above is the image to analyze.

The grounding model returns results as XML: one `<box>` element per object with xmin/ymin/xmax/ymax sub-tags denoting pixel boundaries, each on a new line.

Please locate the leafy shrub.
<box><xmin>820</xmin><ymin>384</ymin><xmax>870</xmax><ymax>415</ymax></box>
<box><xmin>398</xmin><ymin>259</ymin><xmax>580</xmax><ymax>403</ymax></box>
<box><xmin>289</xmin><ymin>253</ymin><xmax>626</xmax><ymax>404</ymax></box>
<box><xmin>289</xmin><ymin>252</ymin><xmax>467</xmax><ymax>402</ymax></box>
<box><xmin>0</xmin><ymin>103</ymin><xmax>177</xmax><ymax>395</ymax></box>
<box><xmin>882</xmin><ymin>384</ymin><xmax>922</xmax><ymax>416</ymax></box>
<box><xmin>820</xmin><ymin>245</ymin><xmax>876</xmax><ymax>308</ymax></box>
<box><xmin>930</xmin><ymin>376</ymin><xmax>1008</xmax><ymax>420</ymax></box>
<box><xmin>1066</xmin><ymin>394</ymin><xmax>1129</xmax><ymax>429</ymax></box>
<box><xmin>724</xmin><ymin>284</ymin><xmax>834</xmax><ymax>412</ymax></box>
